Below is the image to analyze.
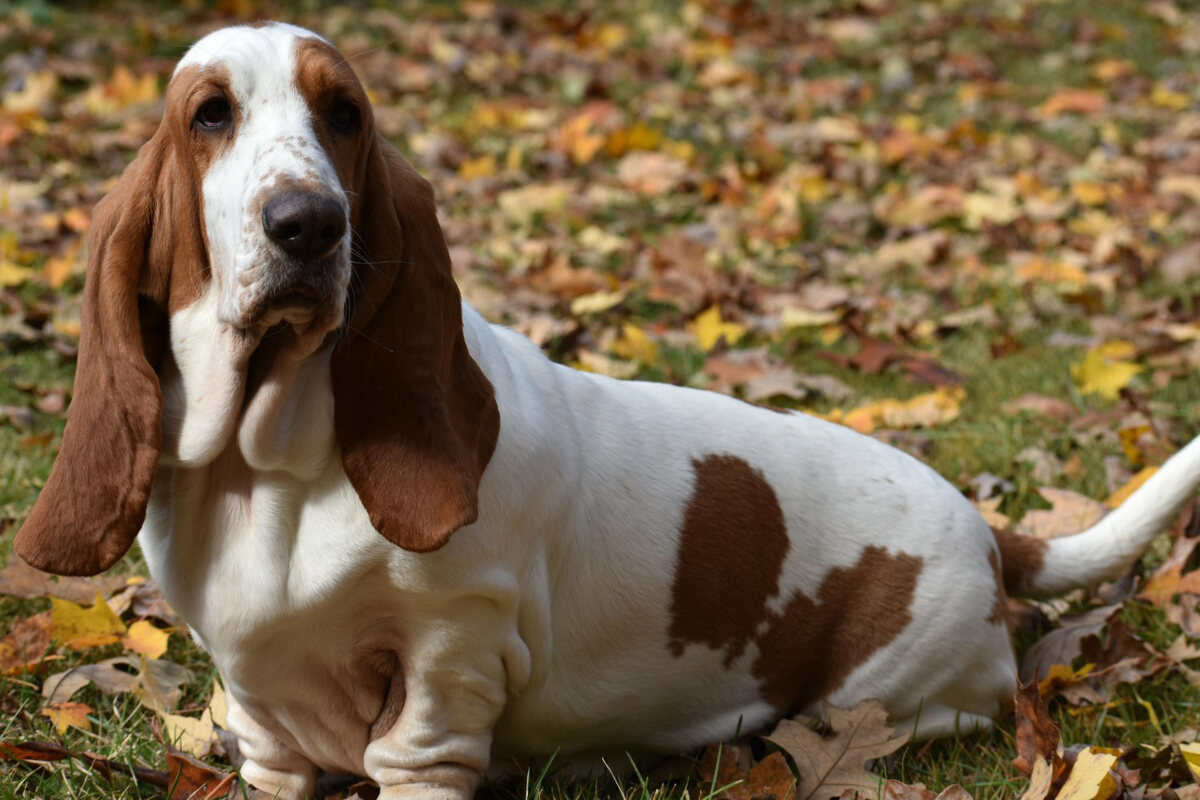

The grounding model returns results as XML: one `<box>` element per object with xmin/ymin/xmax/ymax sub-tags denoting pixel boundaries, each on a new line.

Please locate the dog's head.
<box><xmin>16</xmin><ymin>23</ymin><xmax>499</xmax><ymax>575</ymax></box>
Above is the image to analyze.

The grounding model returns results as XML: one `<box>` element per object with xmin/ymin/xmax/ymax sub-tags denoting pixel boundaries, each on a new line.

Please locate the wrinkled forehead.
<box><xmin>176</xmin><ymin>23</ymin><xmax>328</xmax><ymax>78</ymax></box>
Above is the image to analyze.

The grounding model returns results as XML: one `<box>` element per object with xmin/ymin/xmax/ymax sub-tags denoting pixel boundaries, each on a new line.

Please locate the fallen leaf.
<box><xmin>569</xmin><ymin>289</ymin><xmax>626</xmax><ymax>316</ymax></box>
<box><xmin>766</xmin><ymin>700</ymin><xmax>910</xmax><ymax>800</ymax></box>
<box><xmin>1015</xmin><ymin>488</ymin><xmax>1107</xmax><ymax>539</ymax></box>
<box><xmin>121</xmin><ymin>620</ymin><xmax>170</xmax><ymax>659</ymax></box>
<box><xmin>1002</xmin><ymin>395</ymin><xmax>1075</xmax><ymax>423</ymax></box>
<box><xmin>1020</xmin><ymin>605</ymin><xmax>1121</xmax><ymax>683</ymax></box>
<box><xmin>1107</xmin><ymin>467</ymin><xmax>1159</xmax><ymax>508</ymax></box>
<box><xmin>610</xmin><ymin>323</ymin><xmax>659</xmax><ymax>364</ymax></box>
<box><xmin>49</xmin><ymin>592</ymin><xmax>127</xmax><ymax>649</ymax></box>
<box><xmin>1055</xmin><ymin>747</ymin><xmax>1117</xmax><ymax>800</ymax></box>
<box><xmin>1011</xmin><ymin>680</ymin><xmax>1064</xmax><ymax>776</ymax></box>
<box><xmin>0</xmin><ymin>557</ymin><xmax>125</xmax><ymax>605</ymax></box>
<box><xmin>160</xmin><ymin>710</ymin><xmax>216</xmax><ymax>758</ymax></box>
<box><xmin>40</xmin><ymin>701</ymin><xmax>93</xmax><ymax>734</ymax></box>
<box><xmin>1071</xmin><ymin>341</ymin><xmax>1143</xmax><ymax>399</ymax></box>
<box><xmin>698</xmin><ymin>745</ymin><xmax>797</xmax><ymax>800</ymax></box>
<box><xmin>1018</xmin><ymin>757</ymin><xmax>1055</xmax><ymax>800</ymax></box>
<box><xmin>689</xmin><ymin>305</ymin><xmax>747</xmax><ymax>352</ymax></box>
<box><xmin>0</xmin><ymin>611</ymin><xmax>51</xmax><ymax>675</ymax></box>
<box><xmin>1139</xmin><ymin>533</ymin><xmax>1200</xmax><ymax>608</ymax></box>
<box><xmin>205</xmin><ymin>680</ymin><xmax>228</xmax><ymax>730</ymax></box>
<box><xmin>1038</xmin><ymin>89</ymin><xmax>1107</xmax><ymax>117</ymax></box>
<box><xmin>1181</xmin><ymin>742</ymin><xmax>1200</xmax><ymax>782</ymax></box>
<box><xmin>165</xmin><ymin>746</ymin><xmax>236</xmax><ymax>800</ymax></box>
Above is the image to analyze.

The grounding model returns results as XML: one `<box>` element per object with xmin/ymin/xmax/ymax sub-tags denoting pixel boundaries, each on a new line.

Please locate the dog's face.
<box><xmin>175</xmin><ymin>24</ymin><xmax>366</xmax><ymax>340</ymax></box>
<box><xmin>15</xmin><ymin>24</ymin><xmax>500</xmax><ymax>577</ymax></box>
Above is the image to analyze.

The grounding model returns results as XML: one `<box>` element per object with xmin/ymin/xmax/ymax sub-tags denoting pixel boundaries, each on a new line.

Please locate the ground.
<box><xmin>3</xmin><ymin>1</ymin><xmax>1200</xmax><ymax>798</ymax></box>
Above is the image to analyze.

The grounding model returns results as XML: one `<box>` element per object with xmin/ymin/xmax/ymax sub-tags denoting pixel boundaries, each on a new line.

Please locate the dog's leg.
<box><xmin>364</xmin><ymin>621</ymin><xmax>518</xmax><ymax>800</ymax></box>
<box><xmin>226</xmin><ymin>691</ymin><xmax>318</xmax><ymax>800</ymax></box>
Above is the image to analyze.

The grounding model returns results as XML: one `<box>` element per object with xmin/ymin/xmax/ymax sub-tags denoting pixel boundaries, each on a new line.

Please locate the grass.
<box><xmin>4</xmin><ymin>0</ymin><xmax>1200</xmax><ymax>797</ymax></box>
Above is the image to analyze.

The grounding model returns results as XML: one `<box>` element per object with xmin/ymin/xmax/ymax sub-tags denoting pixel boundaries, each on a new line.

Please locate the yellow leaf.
<box><xmin>688</xmin><ymin>305</ymin><xmax>746</xmax><ymax>351</ymax></box>
<box><xmin>1038</xmin><ymin>663</ymin><xmax>1094</xmax><ymax>696</ymax></box>
<box><xmin>1118</xmin><ymin>424</ymin><xmax>1153</xmax><ymax>465</ymax></box>
<box><xmin>779</xmin><ymin>307</ymin><xmax>840</xmax><ymax>328</ymax></box>
<box><xmin>1014</xmin><ymin>258</ymin><xmax>1087</xmax><ymax>289</ymax></box>
<box><xmin>570</xmin><ymin>289</ymin><xmax>626</xmax><ymax>316</ymax></box>
<box><xmin>2</xmin><ymin>71</ymin><xmax>58</xmax><ymax>113</ymax></box>
<box><xmin>1020</xmin><ymin>757</ymin><xmax>1055</xmax><ymax>800</ymax></box>
<box><xmin>1055</xmin><ymin>747</ymin><xmax>1117</xmax><ymax>800</ymax></box>
<box><xmin>84</xmin><ymin>66</ymin><xmax>159</xmax><ymax>116</ymax></box>
<box><xmin>121</xmin><ymin>620</ymin><xmax>170</xmax><ymax>659</ymax></box>
<box><xmin>0</xmin><ymin>258</ymin><xmax>34</xmax><ymax>288</ymax></box>
<box><xmin>1071</xmin><ymin>340</ymin><xmax>1143</xmax><ymax>399</ymax></box>
<box><xmin>828</xmin><ymin>387</ymin><xmax>965</xmax><ymax>433</ymax></box>
<box><xmin>205</xmin><ymin>681</ymin><xmax>228</xmax><ymax>730</ymax></box>
<box><xmin>41</xmin><ymin>701</ymin><xmax>93</xmax><ymax>734</ymax></box>
<box><xmin>1107</xmin><ymin>466</ymin><xmax>1159</xmax><ymax>508</ymax></box>
<box><xmin>160</xmin><ymin>710</ymin><xmax>216</xmax><ymax>758</ymax></box>
<box><xmin>1152</xmin><ymin>84</ymin><xmax>1191</xmax><ymax>111</ymax></box>
<box><xmin>1070</xmin><ymin>181</ymin><xmax>1107</xmax><ymax>206</ymax></box>
<box><xmin>611</xmin><ymin>323</ymin><xmax>658</xmax><ymax>364</ymax></box>
<box><xmin>49</xmin><ymin>593</ymin><xmax>126</xmax><ymax>650</ymax></box>
<box><xmin>1179</xmin><ymin>742</ymin><xmax>1200</xmax><ymax>782</ymax></box>
<box><xmin>458</xmin><ymin>154</ymin><xmax>496</xmax><ymax>180</ymax></box>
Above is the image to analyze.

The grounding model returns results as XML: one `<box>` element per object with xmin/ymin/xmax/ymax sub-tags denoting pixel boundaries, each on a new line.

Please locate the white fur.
<box><xmin>137</xmin><ymin>23</ymin><xmax>1200</xmax><ymax>800</ymax></box>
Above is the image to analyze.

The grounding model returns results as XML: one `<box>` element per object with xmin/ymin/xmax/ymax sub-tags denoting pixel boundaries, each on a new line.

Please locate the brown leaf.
<box><xmin>766</xmin><ymin>700</ymin><xmax>910</xmax><ymax>800</ymax></box>
<box><xmin>699</xmin><ymin>747</ymin><xmax>799</xmax><ymax>800</ymax></box>
<box><xmin>1014</xmin><ymin>489</ymin><xmax>1107</xmax><ymax>539</ymax></box>
<box><xmin>1139</xmin><ymin>532</ymin><xmax>1200</xmax><ymax>608</ymax></box>
<box><xmin>1011</xmin><ymin>680</ymin><xmax>1064</xmax><ymax>777</ymax></box>
<box><xmin>165</xmin><ymin>746</ymin><xmax>236</xmax><ymax>800</ymax></box>
<box><xmin>1020</xmin><ymin>605</ymin><xmax>1121</xmax><ymax>683</ymax></box>
<box><xmin>0</xmin><ymin>611</ymin><xmax>51</xmax><ymax>675</ymax></box>
<box><xmin>0</xmin><ymin>556</ymin><xmax>125</xmax><ymax>605</ymax></box>
<box><xmin>1003</xmin><ymin>394</ymin><xmax>1076</xmax><ymax>423</ymax></box>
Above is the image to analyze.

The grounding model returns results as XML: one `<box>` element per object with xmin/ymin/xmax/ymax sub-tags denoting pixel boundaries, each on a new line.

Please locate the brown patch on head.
<box><xmin>668</xmin><ymin>454</ymin><xmax>790</xmax><ymax>666</ymax></box>
<box><xmin>292</xmin><ymin>37</ymin><xmax>372</xmax><ymax>199</ymax></box>
<box><xmin>991</xmin><ymin>528</ymin><xmax>1049</xmax><ymax>596</ymax></box>
<box><xmin>752</xmin><ymin>546</ymin><xmax>923</xmax><ymax>715</ymax></box>
<box><xmin>986</xmin><ymin>549</ymin><xmax>1010</xmax><ymax>626</ymax></box>
<box><xmin>14</xmin><ymin>62</ymin><xmax>223</xmax><ymax>575</ymax></box>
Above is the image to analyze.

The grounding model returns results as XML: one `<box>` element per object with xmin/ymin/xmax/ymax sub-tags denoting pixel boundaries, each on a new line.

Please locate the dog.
<box><xmin>16</xmin><ymin>22</ymin><xmax>1200</xmax><ymax>800</ymax></box>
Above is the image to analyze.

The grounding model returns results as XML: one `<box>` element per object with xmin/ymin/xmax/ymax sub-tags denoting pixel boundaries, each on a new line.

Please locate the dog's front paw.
<box><xmin>375</xmin><ymin>765</ymin><xmax>479</xmax><ymax>800</ymax></box>
<box><xmin>239</xmin><ymin>758</ymin><xmax>318</xmax><ymax>800</ymax></box>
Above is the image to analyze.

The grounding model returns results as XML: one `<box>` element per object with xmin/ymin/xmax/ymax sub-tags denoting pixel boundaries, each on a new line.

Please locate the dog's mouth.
<box><xmin>239</xmin><ymin>274</ymin><xmax>345</xmax><ymax>338</ymax></box>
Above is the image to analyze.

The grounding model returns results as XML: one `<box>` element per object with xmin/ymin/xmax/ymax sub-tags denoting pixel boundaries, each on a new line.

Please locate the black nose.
<box><xmin>262</xmin><ymin>191</ymin><xmax>346</xmax><ymax>260</ymax></box>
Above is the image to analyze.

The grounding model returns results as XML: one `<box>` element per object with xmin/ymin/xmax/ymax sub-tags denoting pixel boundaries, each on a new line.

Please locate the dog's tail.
<box><xmin>995</xmin><ymin>435</ymin><xmax>1200</xmax><ymax>598</ymax></box>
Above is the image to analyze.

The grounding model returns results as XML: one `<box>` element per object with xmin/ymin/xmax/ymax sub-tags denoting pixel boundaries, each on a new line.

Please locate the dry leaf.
<box><xmin>1055</xmin><ymin>747</ymin><xmax>1117</xmax><ymax>800</ymax></box>
<box><xmin>1011</xmin><ymin>681</ymin><xmax>1064</xmax><ymax>777</ymax></box>
<box><xmin>49</xmin><ymin>592</ymin><xmax>127</xmax><ymax>649</ymax></box>
<box><xmin>690</xmin><ymin>305</ymin><xmax>747</xmax><ymax>351</ymax></box>
<box><xmin>160</xmin><ymin>711</ymin><xmax>217</xmax><ymax>758</ymax></box>
<box><xmin>1015</xmin><ymin>489</ymin><xmax>1107</xmax><ymax>539</ymax></box>
<box><xmin>766</xmin><ymin>700</ymin><xmax>910</xmax><ymax>800</ymax></box>
<box><xmin>1020</xmin><ymin>605</ymin><xmax>1121</xmax><ymax>683</ymax></box>
<box><xmin>0</xmin><ymin>611</ymin><xmax>52</xmax><ymax>675</ymax></box>
<box><xmin>121</xmin><ymin>620</ymin><xmax>170</xmax><ymax>659</ymax></box>
<box><xmin>1071</xmin><ymin>341</ymin><xmax>1143</xmax><ymax>399</ymax></box>
<box><xmin>164</xmin><ymin>746</ymin><xmax>236</xmax><ymax>800</ymax></box>
<box><xmin>0</xmin><ymin>557</ymin><xmax>125</xmax><ymax>605</ymax></box>
<box><xmin>40</xmin><ymin>701</ymin><xmax>93</xmax><ymax>734</ymax></box>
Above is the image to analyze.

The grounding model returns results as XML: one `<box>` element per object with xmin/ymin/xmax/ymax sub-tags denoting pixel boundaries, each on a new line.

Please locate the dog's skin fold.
<box><xmin>15</xmin><ymin>23</ymin><xmax>1200</xmax><ymax>800</ymax></box>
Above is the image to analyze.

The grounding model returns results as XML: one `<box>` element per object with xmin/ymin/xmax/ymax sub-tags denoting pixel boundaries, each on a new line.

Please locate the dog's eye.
<box><xmin>328</xmin><ymin>100</ymin><xmax>360</xmax><ymax>133</ymax></box>
<box><xmin>195</xmin><ymin>97</ymin><xmax>232</xmax><ymax>130</ymax></box>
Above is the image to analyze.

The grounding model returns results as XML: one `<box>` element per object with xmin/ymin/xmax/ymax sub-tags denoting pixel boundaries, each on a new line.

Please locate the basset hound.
<box><xmin>16</xmin><ymin>22</ymin><xmax>1200</xmax><ymax>800</ymax></box>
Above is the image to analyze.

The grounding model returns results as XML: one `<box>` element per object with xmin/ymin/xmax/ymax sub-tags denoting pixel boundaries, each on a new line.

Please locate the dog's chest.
<box><xmin>140</xmin><ymin>453</ymin><xmax>406</xmax><ymax>773</ymax></box>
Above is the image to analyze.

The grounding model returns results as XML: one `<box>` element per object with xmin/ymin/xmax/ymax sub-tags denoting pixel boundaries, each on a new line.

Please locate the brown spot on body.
<box><xmin>986</xmin><ymin>549</ymin><xmax>1009</xmax><ymax>626</ymax></box>
<box><xmin>668</xmin><ymin>454</ymin><xmax>789</xmax><ymax>666</ymax></box>
<box><xmin>667</xmin><ymin>455</ymin><xmax>923</xmax><ymax>714</ymax></box>
<box><xmin>991</xmin><ymin>527</ymin><xmax>1049</xmax><ymax>595</ymax></box>
<box><xmin>752</xmin><ymin>545</ymin><xmax>923</xmax><ymax>715</ymax></box>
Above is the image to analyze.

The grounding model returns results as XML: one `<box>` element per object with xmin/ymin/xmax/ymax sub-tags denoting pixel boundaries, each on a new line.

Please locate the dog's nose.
<box><xmin>262</xmin><ymin>192</ymin><xmax>346</xmax><ymax>260</ymax></box>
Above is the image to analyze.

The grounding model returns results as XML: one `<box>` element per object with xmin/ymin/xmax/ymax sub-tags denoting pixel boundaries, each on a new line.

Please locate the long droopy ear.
<box><xmin>332</xmin><ymin>136</ymin><xmax>500</xmax><ymax>553</ymax></box>
<box><xmin>14</xmin><ymin>137</ymin><xmax>168</xmax><ymax>576</ymax></box>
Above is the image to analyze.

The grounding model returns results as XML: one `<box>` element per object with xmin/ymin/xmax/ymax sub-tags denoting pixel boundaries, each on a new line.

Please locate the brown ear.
<box><xmin>14</xmin><ymin>137</ymin><xmax>168</xmax><ymax>576</ymax></box>
<box><xmin>332</xmin><ymin>136</ymin><xmax>499</xmax><ymax>553</ymax></box>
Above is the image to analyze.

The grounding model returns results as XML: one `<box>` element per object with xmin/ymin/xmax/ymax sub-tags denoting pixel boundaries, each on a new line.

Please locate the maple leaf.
<box><xmin>40</xmin><ymin>701</ymin><xmax>93</xmax><ymax>734</ymax></box>
<box><xmin>48</xmin><ymin>592</ymin><xmax>126</xmax><ymax>649</ymax></box>
<box><xmin>1071</xmin><ymin>341</ymin><xmax>1143</xmax><ymax>399</ymax></box>
<box><xmin>689</xmin><ymin>305</ymin><xmax>747</xmax><ymax>352</ymax></box>
<box><xmin>121</xmin><ymin>619</ymin><xmax>171</xmax><ymax>659</ymax></box>
<box><xmin>766</xmin><ymin>700</ymin><xmax>910</xmax><ymax>800</ymax></box>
